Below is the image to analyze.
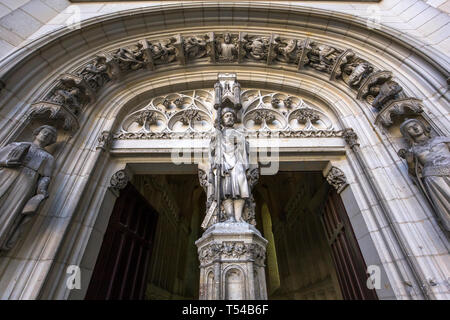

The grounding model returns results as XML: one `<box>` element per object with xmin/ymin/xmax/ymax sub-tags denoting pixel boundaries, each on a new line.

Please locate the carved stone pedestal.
<box><xmin>195</xmin><ymin>222</ymin><xmax>268</xmax><ymax>300</ymax></box>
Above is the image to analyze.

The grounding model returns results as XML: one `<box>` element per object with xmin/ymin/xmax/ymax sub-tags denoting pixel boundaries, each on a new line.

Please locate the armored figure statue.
<box><xmin>398</xmin><ymin>119</ymin><xmax>450</xmax><ymax>232</ymax></box>
<box><xmin>0</xmin><ymin>125</ymin><xmax>57</xmax><ymax>251</ymax></box>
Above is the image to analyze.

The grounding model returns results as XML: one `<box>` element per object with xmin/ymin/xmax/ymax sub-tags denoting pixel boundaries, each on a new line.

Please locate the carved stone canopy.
<box><xmin>375</xmin><ymin>98</ymin><xmax>424</xmax><ymax>127</ymax></box>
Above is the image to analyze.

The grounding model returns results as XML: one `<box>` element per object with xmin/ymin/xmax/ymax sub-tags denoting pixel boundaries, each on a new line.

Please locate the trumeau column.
<box><xmin>195</xmin><ymin>74</ymin><xmax>268</xmax><ymax>300</ymax></box>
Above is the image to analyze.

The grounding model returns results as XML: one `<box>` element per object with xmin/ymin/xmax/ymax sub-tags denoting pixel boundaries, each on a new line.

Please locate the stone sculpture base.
<box><xmin>195</xmin><ymin>222</ymin><xmax>268</xmax><ymax>300</ymax></box>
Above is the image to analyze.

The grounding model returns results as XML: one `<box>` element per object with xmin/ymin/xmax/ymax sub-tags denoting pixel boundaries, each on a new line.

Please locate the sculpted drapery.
<box><xmin>209</xmin><ymin>115</ymin><xmax>251</xmax><ymax>202</ymax></box>
<box><xmin>399</xmin><ymin>119</ymin><xmax>450</xmax><ymax>232</ymax></box>
<box><xmin>0</xmin><ymin>125</ymin><xmax>57</xmax><ymax>251</ymax></box>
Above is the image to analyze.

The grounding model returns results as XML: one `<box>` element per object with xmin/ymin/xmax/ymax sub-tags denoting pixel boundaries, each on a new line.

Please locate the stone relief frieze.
<box><xmin>198</xmin><ymin>241</ymin><xmax>266</xmax><ymax>265</ymax></box>
<box><xmin>302</xmin><ymin>41</ymin><xmax>343</xmax><ymax>73</ymax></box>
<box><xmin>183</xmin><ymin>34</ymin><xmax>211</xmax><ymax>61</ymax></box>
<box><xmin>271</xmin><ymin>36</ymin><xmax>303</xmax><ymax>64</ymax></box>
<box><xmin>27</xmin><ymin>31</ymin><xmax>431</xmax><ymax>135</ymax></box>
<box><xmin>141</xmin><ymin>37</ymin><xmax>178</xmax><ymax>68</ymax></box>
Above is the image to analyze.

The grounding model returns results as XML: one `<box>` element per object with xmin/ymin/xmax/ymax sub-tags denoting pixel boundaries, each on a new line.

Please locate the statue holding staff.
<box><xmin>200</xmin><ymin>74</ymin><xmax>257</xmax><ymax>228</ymax></box>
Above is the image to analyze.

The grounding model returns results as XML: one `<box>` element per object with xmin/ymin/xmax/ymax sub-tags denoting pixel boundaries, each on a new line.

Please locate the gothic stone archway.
<box><xmin>0</xmin><ymin>4</ymin><xmax>448</xmax><ymax>301</ymax></box>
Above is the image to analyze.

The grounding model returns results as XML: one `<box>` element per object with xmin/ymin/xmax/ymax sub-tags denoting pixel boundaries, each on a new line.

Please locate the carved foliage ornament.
<box><xmin>110</xmin><ymin>170</ymin><xmax>129</xmax><ymax>192</ymax></box>
<box><xmin>97</xmin><ymin>130</ymin><xmax>113</xmax><ymax>151</ymax></box>
<box><xmin>326</xmin><ymin>166</ymin><xmax>348</xmax><ymax>193</ymax></box>
<box><xmin>198</xmin><ymin>241</ymin><xmax>266</xmax><ymax>265</ymax></box>
<box><xmin>343</xmin><ymin>128</ymin><xmax>359</xmax><ymax>149</ymax></box>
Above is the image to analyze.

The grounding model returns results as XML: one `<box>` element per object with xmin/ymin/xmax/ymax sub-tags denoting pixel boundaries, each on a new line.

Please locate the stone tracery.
<box><xmin>115</xmin><ymin>88</ymin><xmax>336</xmax><ymax>139</ymax></box>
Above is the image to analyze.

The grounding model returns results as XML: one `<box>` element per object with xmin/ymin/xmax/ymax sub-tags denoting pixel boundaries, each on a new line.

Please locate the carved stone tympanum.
<box><xmin>0</xmin><ymin>125</ymin><xmax>58</xmax><ymax>251</ymax></box>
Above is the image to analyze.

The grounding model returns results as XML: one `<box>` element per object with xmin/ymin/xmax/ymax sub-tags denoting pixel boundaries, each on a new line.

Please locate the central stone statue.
<box><xmin>196</xmin><ymin>74</ymin><xmax>268</xmax><ymax>300</ymax></box>
<box><xmin>209</xmin><ymin>77</ymin><xmax>249</xmax><ymax>223</ymax></box>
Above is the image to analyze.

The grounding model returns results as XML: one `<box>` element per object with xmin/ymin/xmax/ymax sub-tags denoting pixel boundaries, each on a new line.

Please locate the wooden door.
<box><xmin>85</xmin><ymin>184</ymin><xmax>158</xmax><ymax>300</ymax></box>
<box><xmin>321</xmin><ymin>188</ymin><xmax>378</xmax><ymax>300</ymax></box>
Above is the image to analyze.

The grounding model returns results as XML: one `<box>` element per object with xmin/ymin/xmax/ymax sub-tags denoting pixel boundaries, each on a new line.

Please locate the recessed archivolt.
<box><xmin>24</xmin><ymin>30</ymin><xmax>428</xmax><ymax>138</ymax></box>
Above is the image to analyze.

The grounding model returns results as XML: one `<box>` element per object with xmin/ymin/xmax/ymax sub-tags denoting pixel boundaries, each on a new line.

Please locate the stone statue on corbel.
<box><xmin>398</xmin><ymin>118</ymin><xmax>450</xmax><ymax>232</ymax></box>
<box><xmin>0</xmin><ymin>125</ymin><xmax>58</xmax><ymax>252</ymax></box>
<box><xmin>198</xmin><ymin>74</ymin><xmax>259</xmax><ymax>229</ymax></box>
<box><xmin>196</xmin><ymin>74</ymin><xmax>267</xmax><ymax>301</ymax></box>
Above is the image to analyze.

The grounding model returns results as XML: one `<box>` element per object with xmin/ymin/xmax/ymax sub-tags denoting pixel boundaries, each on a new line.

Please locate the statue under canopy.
<box><xmin>210</xmin><ymin>106</ymin><xmax>250</xmax><ymax>223</ymax></box>
<box><xmin>0</xmin><ymin>125</ymin><xmax>57</xmax><ymax>251</ymax></box>
<box><xmin>398</xmin><ymin>118</ymin><xmax>450</xmax><ymax>232</ymax></box>
<box><xmin>199</xmin><ymin>74</ymin><xmax>258</xmax><ymax>228</ymax></box>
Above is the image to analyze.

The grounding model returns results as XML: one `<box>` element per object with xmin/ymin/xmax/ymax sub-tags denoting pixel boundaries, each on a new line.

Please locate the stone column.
<box><xmin>195</xmin><ymin>222</ymin><xmax>268</xmax><ymax>300</ymax></box>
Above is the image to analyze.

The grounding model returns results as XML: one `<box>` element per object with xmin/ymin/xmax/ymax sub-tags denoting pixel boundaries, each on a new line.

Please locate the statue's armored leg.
<box><xmin>223</xmin><ymin>199</ymin><xmax>235</xmax><ymax>222</ymax></box>
<box><xmin>234</xmin><ymin>199</ymin><xmax>245</xmax><ymax>222</ymax></box>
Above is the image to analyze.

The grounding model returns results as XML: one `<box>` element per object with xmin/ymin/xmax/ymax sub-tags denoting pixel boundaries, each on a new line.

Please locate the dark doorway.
<box><xmin>254</xmin><ymin>171</ymin><xmax>377</xmax><ymax>300</ymax></box>
<box><xmin>86</xmin><ymin>171</ymin><xmax>376</xmax><ymax>300</ymax></box>
<box><xmin>85</xmin><ymin>183</ymin><xmax>158</xmax><ymax>300</ymax></box>
<box><xmin>321</xmin><ymin>188</ymin><xmax>378</xmax><ymax>300</ymax></box>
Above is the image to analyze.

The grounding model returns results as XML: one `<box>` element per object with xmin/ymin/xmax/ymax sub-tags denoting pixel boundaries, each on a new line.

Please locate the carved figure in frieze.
<box><xmin>79</xmin><ymin>56</ymin><xmax>110</xmax><ymax>91</ymax></box>
<box><xmin>343</xmin><ymin>61</ymin><xmax>373</xmax><ymax>87</ymax></box>
<box><xmin>0</xmin><ymin>125</ymin><xmax>57</xmax><ymax>251</ymax></box>
<box><xmin>149</xmin><ymin>37</ymin><xmax>177</xmax><ymax>65</ymax></box>
<box><xmin>371</xmin><ymin>80</ymin><xmax>403</xmax><ymax>110</ymax></box>
<box><xmin>398</xmin><ymin>119</ymin><xmax>450</xmax><ymax>232</ymax></box>
<box><xmin>216</xmin><ymin>33</ymin><xmax>238</xmax><ymax>62</ymax></box>
<box><xmin>184</xmin><ymin>35</ymin><xmax>209</xmax><ymax>60</ymax></box>
<box><xmin>113</xmin><ymin>43</ymin><xmax>145</xmax><ymax>71</ymax></box>
<box><xmin>50</xmin><ymin>87</ymin><xmax>82</xmax><ymax>115</ymax></box>
<box><xmin>304</xmin><ymin>42</ymin><xmax>342</xmax><ymax>73</ymax></box>
<box><xmin>243</xmin><ymin>35</ymin><xmax>269</xmax><ymax>61</ymax></box>
<box><xmin>273</xmin><ymin>37</ymin><xmax>302</xmax><ymax>64</ymax></box>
